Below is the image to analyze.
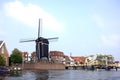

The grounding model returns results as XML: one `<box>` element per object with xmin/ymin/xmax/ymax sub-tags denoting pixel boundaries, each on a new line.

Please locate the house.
<box><xmin>114</xmin><ymin>61</ymin><xmax>120</xmax><ymax>67</ymax></box>
<box><xmin>21</xmin><ymin>52</ymin><xmax>30</xmax><ymax>63</ymax></box>
<box><xmin>117</xmin><ymin>62</ymin><xmax>120</xmax><ymax>67</ymax></box>
<box><xmin>31</xmin><ymin>52</ymin><xmax>37</xmax><ymax>62</ymax></box>
<box><xmin>85</xmin><ymin>55</ymin><xmax>98</xmax><ymax>66</ymax></box>
<box><xmin>49</xmin><ymin>51</ymin><xmax>65</xmax><ymax>63</ymax></box>
<box><xmin>71</xmin><ymin>56</ymin><xmax>86</xmax><ymax>65</ymax></box>
<box><xmin>63</xmin><ymin>55</ymin><xmax>70</xmax><ymax>64</ymax></box>
<box><xmin>0</xmin><ymin>41</ymin><xmax>9</xmax><ymax>66</ymax></box>
<box><xmin>62</xmin><ymin>56</ymin><xmax>86</xmax><ymax>66</ymax></box>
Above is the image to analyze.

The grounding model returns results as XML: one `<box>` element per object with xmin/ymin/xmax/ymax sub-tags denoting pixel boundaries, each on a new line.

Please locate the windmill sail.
<box><xmin>38</xmin><ymin>18</ymin><xmax>40</xmax><ymax>38</ymax></box>
<box><xmin>47</xmin><ymin>37</ymin><xmax>59</xmax><ymax>42</ymax></box>
<box><xmin>47</xmin><ymin>37</ymin><xmax>59</xmax><ymax>40</ymax></box>
<box><xmin>20</xmin><ymin>39</ymin><xmax>35</xmax><ymax>43</ymax></box>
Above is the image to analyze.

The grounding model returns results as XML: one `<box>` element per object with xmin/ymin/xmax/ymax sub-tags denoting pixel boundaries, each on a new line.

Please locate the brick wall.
<box><xmin>23</xmin><ymin>62</ymin><xmax>65</xmax><ymax>70</ymax></box>
<box><xmin>0</xmin><ymin>42</ymin><xmax>9</xmax><ymax>66</ymax></box>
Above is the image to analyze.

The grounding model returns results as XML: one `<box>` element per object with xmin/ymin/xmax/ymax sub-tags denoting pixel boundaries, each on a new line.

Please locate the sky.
<box><xmin>0</xmin><ymin>0</ymin><xmax>120</xmax><ymax>61</ymax></box>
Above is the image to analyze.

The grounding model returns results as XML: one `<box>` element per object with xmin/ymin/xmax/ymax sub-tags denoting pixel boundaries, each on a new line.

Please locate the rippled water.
<box><xmin>0</xmin><ymin>69</ymin><xmax>120</xmax><ymax>80</ymax></box>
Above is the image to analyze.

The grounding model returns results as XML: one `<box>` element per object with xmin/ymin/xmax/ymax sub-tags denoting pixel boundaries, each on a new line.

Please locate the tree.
<box><xmin>96</xmin><ymin>54</ymin><xmax>105</xmax><ymax>65</ymax></box>
<box><xmin>0</xmin><ymin>54</ymin><xmax>6</xmax><ymax>66</ymax></box>
<box><xmin>106</xmin><ymin>55</ymin><xmax>114</xmax><ymax>63</ymax></box>
<box><xmin>10</xmin><ymin>48</ymin><xmax>22</xmax><ymax>64</ymax></box>
<box><xmin>96</xmin><ymin>54</ymin><xmax>114</xmax><ymax>65</ymax></box>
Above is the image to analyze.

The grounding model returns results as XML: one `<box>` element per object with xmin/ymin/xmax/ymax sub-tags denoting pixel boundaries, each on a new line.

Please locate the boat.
<box><xmin>0</xmin><ymin>66</ymin><xmax>10</xmax><ymax>73</ymax></box>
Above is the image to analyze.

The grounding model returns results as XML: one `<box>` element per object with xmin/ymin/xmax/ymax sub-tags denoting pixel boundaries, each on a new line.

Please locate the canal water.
<box><xmin>0</xmin><ymin>69</ymin><xmax>120</xmax><ymax>80</ymax></box>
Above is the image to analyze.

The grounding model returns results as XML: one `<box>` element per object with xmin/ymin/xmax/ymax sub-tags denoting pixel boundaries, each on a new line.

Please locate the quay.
<box><xmin>65</xmin><ymin>65</ymin><xmax>119</xmax><ymax>71</ymax></box>
<box><xmin>8</xmin><ymin>61</ymin><xmax>120</xmax><ymax>71</ymax></box>
<box><xmin>23</xmin><ymin>62</ymin><xmax>65</xmax><ymax>70</ymax></box>
<box><xmin>1</xmin><ymin>64</ymin><xmax>119</xmax><ymax>72</ymax></box>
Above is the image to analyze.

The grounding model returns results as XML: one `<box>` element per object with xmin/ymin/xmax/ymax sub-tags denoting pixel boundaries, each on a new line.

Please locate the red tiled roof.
<box><xmin>72</xmin><ymin>56</ymin><xmax>86</xmax><ymax>63</ymax></box>
<box><xmin>49</xmin><ymin>51</ymin><xmax>64</xmax><ymax>57</ymax></box>
<box><xmin>22</xmin><ymin>52</ymin><xmax>28</xmax><ymax>57</ymax></box>
<box><xmin>31</xmin><ymin>52</ymin><xmax>36</xmax><ymax>57</ymax></box>
<box><xmin>64</xmin><ymin>56</ymin><xmax>70</xmax><ymax>61</ymax></box>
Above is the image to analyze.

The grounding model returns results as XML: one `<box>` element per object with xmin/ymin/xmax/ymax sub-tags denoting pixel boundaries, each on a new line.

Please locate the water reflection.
<box><xmin>21</xmin><ymin>70</ymin><xmax>49</xmax><ymax>80</ymax></box>
<box><xmin>30</xmin><ymin>70</ymin><xmax>49</xmax><ymax>80</ymax></box>
<box><xmin>0</xmin><ymin>69</ymin><xmax>120</xmax><ymax>80</ymax></box>
<box><xmin>9</xmin><ymin>71</ymin><xmax>22</xmax><ymax>77</ymax></box>
<box><xmin>0</xmin><ymin>70</ymin><xmax>49</xmax><ymax>80</ymax></box>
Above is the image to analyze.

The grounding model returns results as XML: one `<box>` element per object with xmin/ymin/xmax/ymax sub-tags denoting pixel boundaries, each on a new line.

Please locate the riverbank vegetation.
<box><xmin>10</xmin><ymin>48</ymin><xmax>22</xmax><ymax>65</ymax></box>
<box><xmin>0</xmin><ymin>54</ymin><xmax>6</xmax><ymax>66</ymax></box>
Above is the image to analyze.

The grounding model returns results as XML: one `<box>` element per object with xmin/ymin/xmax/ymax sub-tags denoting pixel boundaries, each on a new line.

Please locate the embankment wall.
<box><xmin>23</xmin><ymin>62</ymin><xmax>65</xmax><ymax>70</ymax></box>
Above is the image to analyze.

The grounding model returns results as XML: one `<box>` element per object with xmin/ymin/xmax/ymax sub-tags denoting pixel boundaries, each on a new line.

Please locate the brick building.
<box><xmin>64</xmin><ymin>56</ymin><xmax>70</xmax><ymax>62</ymax></box>
<box><xmin>31</xmin><ymin>52</ymin><xmax>37</xmax><ymax>62</ymax></box>
<box><xmin>71</xmin><ymin>56</ymin><xmax>86</xmax><ymax>65</ymax></box>
<box><xmin>21</xmin><ymin>52</ymin><xmax>29</xmax><ymax>63</ymax></box>
<box><xmin>49</xmin><ymin>51</ymin><xmax>65</xmax><ymax>63</ymax></box>
<box><xmin>0</xmin><ymin>41</ymin><xmax>9</xmax><ymax>66</ymax></box>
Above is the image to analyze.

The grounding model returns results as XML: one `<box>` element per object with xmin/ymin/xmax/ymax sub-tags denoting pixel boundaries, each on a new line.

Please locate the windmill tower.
<box><xmin>20</xmin><ymin>19</ymin><xmax>58</xmax><ymax>61</ymax></box>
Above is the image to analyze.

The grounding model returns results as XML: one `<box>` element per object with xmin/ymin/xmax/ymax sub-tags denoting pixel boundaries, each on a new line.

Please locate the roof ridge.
<box><xmin>0</xmin><ymin>41</ymin><xmax>4</xmax><ymax>48</ymax></box>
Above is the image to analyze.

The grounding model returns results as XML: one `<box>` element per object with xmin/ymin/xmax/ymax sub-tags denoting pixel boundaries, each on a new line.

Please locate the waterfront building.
<box><xmin>85</xmin><ymin>55</ymin><xmax>95</xmax><ymax>66</ymax></box>
<box><xmin>71</xmin><ymin>56</ymin><xmax>86</xmax><ymax>66</ymax></box>
<box><xmin>49</xmin><ymin>51</ymin><xmax>64</xmax><ymax>63</ymax></box>
<box><xmin>95</xmin><ymin>54</ymin><xmax>114</xmax><ymax>66</ymax></box>
<box><xmin>0</xmin><ymin>41</ymin><xmax>9</xmax><ymax>66</ymax></box>
<box><xmin>21</xmin><ymin>52</ymin><xmax>30</xmax><ymax>63</ymax></box>
<box><xmin>117</xmin><ymin>62</ymin><xmax>120</xmax><ymax>67</ymax></box>
<box><xmin>68</xmin><ymin>56</ymin><xmax>74</xmax><ymax>66</ymax></box>
<box><xmin>63</xmin><ymin>55</ymin><xmax>70</xmax><ymax>64</ymax></box>
<box><xmin>114</xmin><ymin>61</ymin><xmax>120</xmax><ymax>67</ymax></box>
<box><xmin>31</xmin><ymin>52</ymin><xmax>37</xmax><ymax>62</ymax></box>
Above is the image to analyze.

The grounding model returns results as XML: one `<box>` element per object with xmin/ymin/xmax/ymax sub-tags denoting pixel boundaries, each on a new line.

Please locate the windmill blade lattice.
<box><xmin>20</xmin><ymin>39</ymin><xmax>35</xmax><ymax>43</ymax></box>
<box><xmin>38</xmin><ymin>19</ymin><xmax>41</xmax><ymax>38</ymax></box>
<box><xmin>47</xmin><ymin>37</ymin><xmax>59</xmax><ymax>42</ymax></box>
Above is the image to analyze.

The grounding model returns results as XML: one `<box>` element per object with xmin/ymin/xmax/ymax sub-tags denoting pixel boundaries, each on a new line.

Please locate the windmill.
<box><xmin>20</xmin><ymin>19</ymin><xmax>58</xmax><ymax>61</ymax></box>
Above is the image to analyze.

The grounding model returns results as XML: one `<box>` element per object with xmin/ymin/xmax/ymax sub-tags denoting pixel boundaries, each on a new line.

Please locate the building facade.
<box><xmin>49</xmin><ymin>51</ymin><xmax>65</xmax><ymax>63</ymax></box>
<box><xmin>0</xmin><ymin>41</ymin><xmax>9</xmax><ymax>66</ymax></box>
<box><xmin>21</xmin><ymin>52</ymin><xmax>30</xmax><ymax>63</ymax></box>
<box><xmin>72</xmin><ymin>56</ymin><xmax>86</xmax><ymax>65</ymax></box>
<box><xmin>31</xmin><ymin>52</ymin><xmax>37</xmax><ymax>62</ymax></box>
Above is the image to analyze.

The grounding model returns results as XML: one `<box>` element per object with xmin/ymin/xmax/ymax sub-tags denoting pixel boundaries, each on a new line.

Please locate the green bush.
<box><xmin>0</xmin><ymin>54</ymin><xmax>6</xmax><ymax>66</ymax></box>
<box><xmin>10</xmin><ymin>48</ymin><xmax>22</xmax><ymax>64</ymax></box>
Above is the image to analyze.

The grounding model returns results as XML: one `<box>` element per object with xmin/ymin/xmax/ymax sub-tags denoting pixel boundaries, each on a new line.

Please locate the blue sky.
<box><xmin>0</xmin><ymin>0</ymin><xmax>120</xmax><ymax>60</ymax></box>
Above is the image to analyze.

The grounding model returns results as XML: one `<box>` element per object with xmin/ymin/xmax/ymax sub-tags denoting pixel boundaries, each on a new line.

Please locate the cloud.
<box><xmin>101</xmin><ymin>34</ymin><xmax>120</xmax><ymax>47</ymax></box>
<box><xmin>4</xmin><ymin>1</ymin><xmax>64</xmax><ymax>32</ymax></box>
<box><xmin>92</xmin><ymin>14</ymin><xmax>105</xmax><ymax>29</ymax></box>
